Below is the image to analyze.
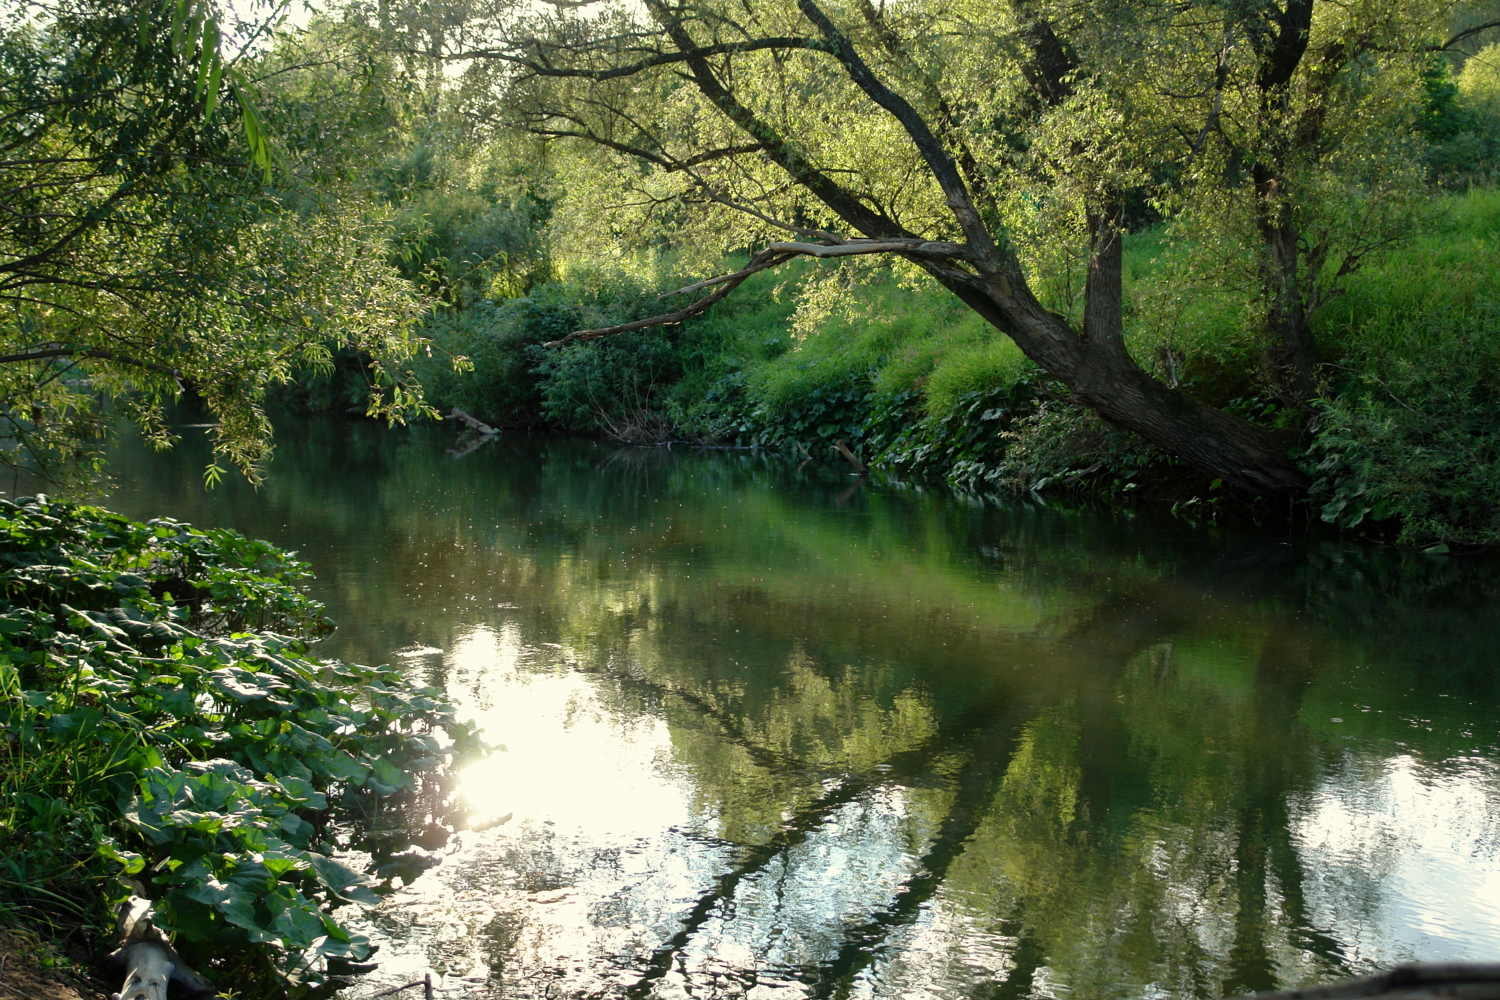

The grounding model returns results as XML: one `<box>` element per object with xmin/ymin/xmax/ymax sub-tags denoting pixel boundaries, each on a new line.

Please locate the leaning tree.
<box><xmin>454</xmin><ymin>0</ymin><xmax>1496</xmax><ymax>496</ymax></box>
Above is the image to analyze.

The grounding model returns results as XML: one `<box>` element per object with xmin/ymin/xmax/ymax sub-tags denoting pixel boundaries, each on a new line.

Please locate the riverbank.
<box><xmin>0</xmin><ymin>498</ymin><xmax>484</xmax><ymax>999</ymax></box>
<box><xmin>0</xmin><ymin>930</ymin><xmax>104</xmax><ymax>1000</ymax></box>
<box><xmin>282</xmin><ymin>187</ymin><xmax>1500</xmax><ymax>549</ymax></box>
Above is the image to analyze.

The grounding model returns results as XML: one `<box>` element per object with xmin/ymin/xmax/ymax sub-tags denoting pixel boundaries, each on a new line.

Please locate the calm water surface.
<box><xmin>95</xmin><ymin>417</ymin><xmax>1500</xmax><ymax>1000</ymax></box>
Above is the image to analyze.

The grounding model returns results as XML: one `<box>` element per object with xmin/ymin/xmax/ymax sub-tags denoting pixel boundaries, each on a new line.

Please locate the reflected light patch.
<box><xmin>446</xmin><ymin>624</ymin><xmax>696</xmax><ymax>838</ymax></box>
<box><xmin>1294</xmin><ymin>753</ymin><xmax>1500</xmax><ymax>966</ymax></box>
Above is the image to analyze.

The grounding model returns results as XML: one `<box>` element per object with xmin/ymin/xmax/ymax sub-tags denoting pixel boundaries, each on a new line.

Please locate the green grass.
<box><xmin>1315</xmin><ymin>187</ymin><xmax>1500</xmax><ymax>370</ymax></box>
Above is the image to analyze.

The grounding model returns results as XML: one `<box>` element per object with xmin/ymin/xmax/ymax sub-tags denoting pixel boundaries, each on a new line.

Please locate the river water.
<box><xmin>94</xmin><ymin>416</ymin><xmax>1500</xmax><ymax>1000</ymax></box>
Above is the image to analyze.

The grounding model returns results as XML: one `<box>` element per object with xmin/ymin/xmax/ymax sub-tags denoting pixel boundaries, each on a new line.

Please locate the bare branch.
<box><xmin>544</xmin><ymin>249</ymin><xmax>798</xmax><ymax>347</ymax></box>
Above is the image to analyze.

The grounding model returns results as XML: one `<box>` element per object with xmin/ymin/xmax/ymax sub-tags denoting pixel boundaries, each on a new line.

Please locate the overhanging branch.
<box><xmin>1438</xmin><ymin>19</ymin><xmax>1500</xmax><ymax>50</ymax></box>
<box><xmin>543</xmin><ymin>249</ymin><xmax>796</xmax><ymax>347</ymax></box>
<box><xmin>544</xmin><ymin>239</ymin><xmax>971</xmax><ymax>348</ymax></box>
<box><xmin>468</xmin><ymin>36</ymin><xmax>827</xmax><ymax>81</ymax></box>
<box><xmin>0</xmin><ymin>346</ymin><xmax>183</xmax><ymax>378</ymax></box>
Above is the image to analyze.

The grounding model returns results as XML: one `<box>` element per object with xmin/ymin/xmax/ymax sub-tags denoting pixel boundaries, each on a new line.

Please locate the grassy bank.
<box><xmin>286</xmin><ymin>188</ymin><xmax>1500</xmax><ymax>548</ymax></box>
<box><xmin>0</xmin><ymin>498</ymin><xmax>483</xmax><ymax>997</ymax></box>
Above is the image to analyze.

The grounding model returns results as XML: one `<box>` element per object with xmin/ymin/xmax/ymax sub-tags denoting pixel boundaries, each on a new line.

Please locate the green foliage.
<box><xmin>392</xmin><ymin>188</ymin><xmax>551</xmax><ymax>304</ymax></box>
<box><xmin>1423</xmin><ymin>48</ymin><xmax>1500</xmax><ymax>182</ymax></box>
<box><xmin>0</xmin><ymin>498</ymin><xmax>483</xmax><ymax>995</ymax></box>
<box><xmin>1296</xmin><ymin>191</ymin><xmax>1500</xmax><ymax>546</ymax></box>
<box><xmin>920</xmin><ymin>341</ymin><xmax>1033</xmax><ymax>420</ymax></box>
<box><xmin>0</xmin><ymin>0</ymin><xmax>432</xmax><ymax>483</ymax></box>
<box><xmin>1307</xmin><ymin>377</ymin><xmax>1500</xmax><ymax>547</ymax></box>
<box><xmin>533</xmin><ymin>329</ymin><xmax>682</xmax><ymax>441</ymax></box>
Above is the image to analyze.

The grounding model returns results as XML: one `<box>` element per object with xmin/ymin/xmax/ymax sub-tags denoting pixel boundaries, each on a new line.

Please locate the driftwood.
<box><xmin>1225</xmin><ymin>964</ymin><xmax>1500</xmax><ymax>1000</ymax></box>
<box><xmin>360</xmin><ymin>972</ymin><xmax>435</xmax><ymax>999</ymax></box>
<box><xmin>445</xmin><ymin>407</ymin><xmax>498</xmax><ymax>436</ymax></box>
<box><xmin>107</xmin><ymin>897</ymin><xmax>215</xmax><ymax>1000</ymax></box>
<box><xmin>833</xmin><ymin>439</ymin><xmax>867</xmax><ymax>473</ymax></box>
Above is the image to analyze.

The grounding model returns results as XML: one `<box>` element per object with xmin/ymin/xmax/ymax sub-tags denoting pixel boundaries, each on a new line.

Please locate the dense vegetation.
<box><xmin>1</xmin><ymin>0</ymin><xmax>1498</xmax><ymax>987</ymax></box>
<box><xmin>5</xmin><ymin>0</ymin><xmax>1500</xmax><ymax>545</ymax></box>
<box><xmin>275</xmin><ymin>0</ymin><xmax>1500</xmax><ymax>548</ymax></box>
<box><xmin>0</xmin><ymin>497</ymin><xmax>482</xmax><ymax>996</ymax></box>
<box><xmin>390</xmin><ymin>186</ymin><xmax>1500</xmax><ymax>547</ymax></box>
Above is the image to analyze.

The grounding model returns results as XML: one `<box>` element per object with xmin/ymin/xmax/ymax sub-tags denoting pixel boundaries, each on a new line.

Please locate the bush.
<box><xmin>1307</xmin><ymin>371</ymin><xmax>1500</xmax><ymax>547</ymax></box>
<box><xmin>412</xmin><ymin>296</ymin><xmax>577</xmax><ymax>426</ymax></box>
<box><xmin>0</xmin><ymin>499</ymin><xmax>483</xmax><ymax>996</ymax></box>
<box><xmin>532</xmin><ymin>328</ymin><xmax>683</xmax><ymax>441</ymax></box>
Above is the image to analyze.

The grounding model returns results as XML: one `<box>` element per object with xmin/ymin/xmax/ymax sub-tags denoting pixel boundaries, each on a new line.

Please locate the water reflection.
<box><xmin>91</xmin><ymin>417</ymin><xmax>1500</xmax><ymax>1000</ymax></box>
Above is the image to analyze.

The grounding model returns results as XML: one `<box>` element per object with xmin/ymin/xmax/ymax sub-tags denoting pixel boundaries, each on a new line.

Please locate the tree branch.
<box><xmin>0</xmin><ymin>346</ymin><xmax>183</xmax><ymax>377</ymax></box>
<box><xmin>547</xmin><ymin>238</ymin><xmax>972</xmax><ymax>347</ymax></box>
<box><xmin>1438</xmin><ymin>19</ymin><xmax>1500</xmax><ymax>50</ymax></box>
<box><xmin>647</xmin><ymin>0</ymin><xmax>915</xmax><ymax>241</ymax></box>
<box><xmin>543</xmin><ymin>249</ymin><xmax>798</xmax><ymax>347</ymax></box>
<box><xmin>794</xmin><ymin>0</ymin><xmax>994</xmax><ymax>256</ymax></box>
<box><xmin>477</xmin><ymin>36</ymin><xmax>827</xmax><ymax>80</ymax></box>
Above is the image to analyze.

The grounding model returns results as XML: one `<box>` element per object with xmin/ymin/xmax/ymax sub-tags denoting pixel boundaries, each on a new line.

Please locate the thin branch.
<box><xmin>1438</xmin><ymin>19</ymin><xmax>1500</xmax><ymax>50</ymax></box>
<box><xmin>0</xmin><ymin>347</ymin><xmax>182</xmax><ymax>377</ymax></box>
<box><xmin>765</xmin><ymin>238</ymin><xmax>967</xmax><ymax>258</ymax></box>
<box><xmin>464</xmin><ymin>36</ymin><xmax>826</xmax><ymax>80</ymax></box>
<box><xmin>544</xmin><ymin>250</ymin><xmax>797</xmax><ymax>347</ymax></box>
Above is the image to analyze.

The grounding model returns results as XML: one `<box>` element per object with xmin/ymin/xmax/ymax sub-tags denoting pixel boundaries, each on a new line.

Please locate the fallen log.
<box><xmin>1225</xmin><ymin>963</ymin><xmax>1500</xmax><ymax>1000</ymax></box>
<box><xmin>833</xmin><ymin>439</ymin><xmax>867</xmax><ymax>474</ymax></box>
<box><xmin>445</xmin><ymin>407</ymin><xmax>498</xmax><ymax>436</ymax></box>
<box><xmin>107</xmin><ymin>897</ymin><xmax>215</xmax><ymax>1000</ymax></box>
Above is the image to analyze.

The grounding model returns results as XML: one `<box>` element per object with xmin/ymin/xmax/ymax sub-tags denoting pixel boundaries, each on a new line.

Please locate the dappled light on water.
<box><xmin>101</xmin><ymin>419</ymin><xmax>1500</xmax><ymax>1000</ymax></box>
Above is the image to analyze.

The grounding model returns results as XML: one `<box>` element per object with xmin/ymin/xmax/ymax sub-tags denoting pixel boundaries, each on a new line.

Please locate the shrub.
<box><xmin>532</xmin><ymin>328</ymin><xmax>683</xmax><ymax>441</ymax></box>
<box><xmin>0</xmin><ymin>499</ymin><xmax>483</xmax><ymax>996</ymax></box>
<box><xmin>1304</xmin><ymin>187</ymin><xmax>1500</xmax><ymax>547</ymax></box>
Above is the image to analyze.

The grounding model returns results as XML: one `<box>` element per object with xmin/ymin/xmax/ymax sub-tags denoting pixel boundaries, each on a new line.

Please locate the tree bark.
<box><xmin>1084</xmin><ymin>205</ymin><xmax>1125</xmax><ymax>351</ymax></box>
<box><xmin>936</xmin><ymin>272</ymin><xmax>1309</xmax><ymax>497</ymax></box>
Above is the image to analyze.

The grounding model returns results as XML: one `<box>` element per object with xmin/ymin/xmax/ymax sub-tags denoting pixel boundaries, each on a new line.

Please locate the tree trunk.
<box><xmin>1084</xmin><ymin>205</ymin><xmax>1125</xmax><ymax>351</ymax></box>
<box><xmin>1254</xmin><ymin>168</ymin><xmax>1322</xmax><ymax>405</ymax></box>
<box><xmin>937</xmin><ymin>273</ymin><xmax>1309</xmax><ymax>498</ymax></box>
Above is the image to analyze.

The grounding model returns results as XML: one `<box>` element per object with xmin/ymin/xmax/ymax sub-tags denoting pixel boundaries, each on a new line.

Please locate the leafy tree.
<box><xmin>0</xmin><ymin>0</ymin><xmax>430</xmax><ymax>482</ymax></box>
<box><xmin>449</xmin><ymin>0</ymin><xmax>1498</xmax><ymax>497</ymax></box>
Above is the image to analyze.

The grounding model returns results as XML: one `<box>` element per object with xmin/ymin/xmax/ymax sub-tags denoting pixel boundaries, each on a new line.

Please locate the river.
<box><xmin>94</xmin><ymin>415</ymin><xmax>1500</xmax><ymax>1000</ymax></box>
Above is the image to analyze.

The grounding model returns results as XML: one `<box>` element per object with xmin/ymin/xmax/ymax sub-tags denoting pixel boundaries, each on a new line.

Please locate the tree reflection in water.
<box><xmin>99</xmin><ymin>419</ymin><xmax>1500</xmax><ymax>1000</ymax></box>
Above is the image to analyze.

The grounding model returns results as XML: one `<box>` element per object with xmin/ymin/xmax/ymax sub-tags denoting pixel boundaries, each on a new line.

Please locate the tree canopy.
<box><xmin>0</xmin><ymin>0</ymin><xmax>430</xmax><ymax>482</ymax></box>
<box><xmin>431</xmin><ymin>0</ymin><xmax>1500</xmax><ymax>496</ymax></box>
